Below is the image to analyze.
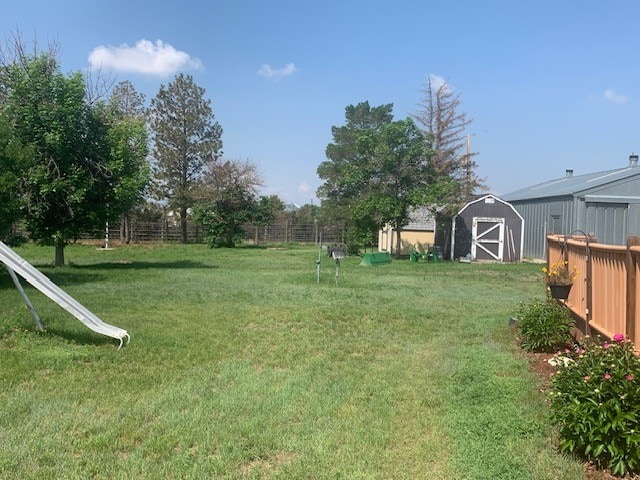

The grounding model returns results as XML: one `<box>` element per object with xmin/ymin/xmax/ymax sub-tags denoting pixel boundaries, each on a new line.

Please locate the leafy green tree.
<box><xmin>317</xmin><ymin>101</ymin><xmax>393</xmax><ymax>249</ymax></box>
<box><xmin>104</xmin><ymin>81</ymin><xmax>151</xmax><ymax>243</ymax></box>
<box><xmin>149</xmin><ymin>74</ymin><xmax>222</xmax><ymax>243</ymax></box>
<box><xmin>1</xmin><ymin>45</ymin><xmax>152</xmax><ymax>265</ymax></box>
<box><xmin>194</xmin><ymin>158</ymin><xmax>262</xmax><ymax>247</ymax></box>
<box><xmin>253</xmin><ymin>195</ymin><xmax>286</xmax><ymax>227</ymax></box>
<box><xmin>285</xmin><ymin>203</ymin><xmax>321</xmax><ymax>225</ymax></box>
<box><xmin>0</xmin><ymin>115</ymin><xmax>29</xmax><ymax>243</ymax></box>
<box><xmin>360</xmin><ymin>118</ymin><xmax>431</xmax><ymax>256</ymax></box>
<box><xmin>1</xmin><ymin>52</ymin><xmax>114</xmax><ymax>265</ymax></box>
<box><xmin>317</xmin><ymin>102</ymin><xmax>434</xmax><ymax>255</ymax></box>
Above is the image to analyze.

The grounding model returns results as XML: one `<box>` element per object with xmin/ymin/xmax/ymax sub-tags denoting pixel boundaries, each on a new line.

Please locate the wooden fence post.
<box><xmin>585</xmin><ymin>235</ymin><xmax>593</xmax><ymax>335</ymax></box>
<box><xmin>626</xmin><ymin>237</ymin><xmax>640</xmax><ymax>342</ymax></box>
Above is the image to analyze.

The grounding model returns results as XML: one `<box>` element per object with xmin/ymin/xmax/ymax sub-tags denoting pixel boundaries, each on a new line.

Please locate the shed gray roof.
<box><xmin>502</xmin><ymin>165</ymin><xmax>640</xmax><ymax>201</ymax></box>
<box><xmin>405</xmin><ymin>206</ymin><xmax>436</xmax><ymax>230</ymax></box>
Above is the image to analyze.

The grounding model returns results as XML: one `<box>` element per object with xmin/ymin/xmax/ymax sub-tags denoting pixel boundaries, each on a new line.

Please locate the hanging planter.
<box><xmin>543</xmin><ymin>258</ymin><xmax>578</xmax><ymax>300</ymax></box>
<box><xmin>548</xmin><ymin>283</ymin><xmax>572</xmax><ymax>300</ymax></box>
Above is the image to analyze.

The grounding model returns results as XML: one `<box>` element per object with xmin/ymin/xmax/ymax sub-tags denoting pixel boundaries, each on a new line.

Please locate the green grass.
<box><xmin>0</xmin><ymin>243</ymin><xmax>586</xmax><ymax>479</ymax></box>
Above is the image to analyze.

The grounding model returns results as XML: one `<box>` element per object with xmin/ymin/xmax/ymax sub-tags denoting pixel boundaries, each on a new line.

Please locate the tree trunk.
<box><xmin>225</xmin><ymin>220</ymin><xmax>235</xmax><ymax>247</ymax></box>
<box><xmin>394</xmin><ymin>227</ymin><xmax>402</xmax><ymax>259</ymax></box>
<box><xmin>54</xmin><ymin>240</ymin><xmax>65</xmax><ymax>267</ymax></box>
<box><xmin>180</xmin><ymin>207</ymin><xmax>188</xmax><ymax>244</ymax></box>
<box><xmin>121</xmin><ymin>212</ymin><xmax>131</xmax><ymax>244</ymax></box>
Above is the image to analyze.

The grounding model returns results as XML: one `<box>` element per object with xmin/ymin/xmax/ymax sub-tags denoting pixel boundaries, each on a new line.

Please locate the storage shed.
<box><xmin>378</xmin><ymin>206</ymin><xmax>436</xmax><ymax>255</ymax></box>
<box><xmin>451</xmin><ymin>194</ymin><xmax>524</xmax><ymax>262</ymax></box>
<box><xmin>502</xmin><ymin>155</ymin><xmax>640</xmax><ymax>259</ymax></box>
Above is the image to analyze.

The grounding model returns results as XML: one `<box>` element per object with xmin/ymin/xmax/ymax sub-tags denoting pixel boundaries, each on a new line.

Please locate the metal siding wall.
<box><xmin>564</xmin><ymin>199</ymin><xmax>575</xmax><ymax>233</ymax></box>
<box><xmin>512</xmin><ymin>197</ymin><xmax>574</xmax><ymax>259</ymax></box>
<box><xmin>585</xmin><ymin>202</ymin><xmax>628</xmax><ymax>244</ymax></box>
<box><xmin>512</xmin><ymin>201</ymin><xmax>548</xmax><ymax>259</ymax></box>
<box><xmin>629</xmin><ymin>204</ymin><xmax>640</xmax><ymax>236</ymax></box>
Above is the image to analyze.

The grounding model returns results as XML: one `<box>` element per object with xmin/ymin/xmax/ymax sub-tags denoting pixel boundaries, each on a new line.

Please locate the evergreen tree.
<box><xmin>149</xmin><ymin>74</ymin><xmax>222</xmax><ymax>243</ymax></box>
<box><xmin>412</xmin><ymin>75</ymin><xmax>485</xmax><ymax>255</ymax></box>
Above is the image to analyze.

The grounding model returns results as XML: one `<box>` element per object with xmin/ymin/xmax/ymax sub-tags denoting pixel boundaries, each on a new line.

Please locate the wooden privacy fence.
<box><xmin>547</xmin><ymin>234</ymin><xmax>640</xmax><ymax>349</ymax></box>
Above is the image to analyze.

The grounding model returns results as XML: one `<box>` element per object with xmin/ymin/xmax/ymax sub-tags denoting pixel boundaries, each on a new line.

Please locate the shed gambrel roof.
<box><xmin>502</xmin><ymin>166</ymin><xmax>640</xmax><ymax>202</ymax></box>
<box><xmin>456</xmin><ymin>193</ymin><xmax>523</xmax><ymax>217</ymax></box>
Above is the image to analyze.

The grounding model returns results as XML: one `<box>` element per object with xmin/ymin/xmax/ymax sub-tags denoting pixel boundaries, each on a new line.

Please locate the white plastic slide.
<box><xmin>0</xmin><ymin>241</ymin><xmax>129</xmax><ymax>348</ymax></box>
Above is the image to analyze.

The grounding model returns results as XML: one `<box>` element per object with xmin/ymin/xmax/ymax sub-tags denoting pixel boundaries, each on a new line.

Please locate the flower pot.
<box><xmin>548</xmin><ymin>283</ymin><xmax>572</xmax><ymax>300</ymax></box>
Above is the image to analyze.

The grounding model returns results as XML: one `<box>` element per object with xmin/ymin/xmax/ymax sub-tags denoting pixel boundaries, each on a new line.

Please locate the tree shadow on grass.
<box><xmin>0</xmin><ymin>260</ymin><xmax>217</xmax><ymax>289</ymax></box>
<box><xmin>57</xmin><ymin>259</ymin><xmax>219</xmax><ymax>271</ymax></box>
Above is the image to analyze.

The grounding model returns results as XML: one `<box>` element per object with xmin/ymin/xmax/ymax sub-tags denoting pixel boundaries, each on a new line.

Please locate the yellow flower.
<box><xmin>544</xmin><ymin>259</ymin><xmax>578</xmax><ymax>285</ymax></box>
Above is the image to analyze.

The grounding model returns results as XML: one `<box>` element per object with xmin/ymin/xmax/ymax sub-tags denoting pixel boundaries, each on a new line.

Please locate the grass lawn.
<box><xmin>0</xmin><ymin>243</ymin><xmax>586</xmax><ymax>479</ymax></box>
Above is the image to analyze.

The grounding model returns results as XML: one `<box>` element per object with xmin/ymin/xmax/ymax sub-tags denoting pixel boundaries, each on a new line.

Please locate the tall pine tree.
<box><xmin>149</xmin><ymin>74</ymin><xmax>222</xmax><ymax>243</ymax></box>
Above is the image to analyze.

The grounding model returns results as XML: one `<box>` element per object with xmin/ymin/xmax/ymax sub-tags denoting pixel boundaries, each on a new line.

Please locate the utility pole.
<box><xmin>465</xmin><ymin>134</ymin><xmax>473</xmax><ymax>198</ymax></box>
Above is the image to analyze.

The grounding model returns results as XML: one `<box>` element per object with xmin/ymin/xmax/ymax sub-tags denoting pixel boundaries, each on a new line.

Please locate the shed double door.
<box><xmin>471</xmin><ymin>217</ymin><xmax>505</xmax><ymax>261</ymax></box>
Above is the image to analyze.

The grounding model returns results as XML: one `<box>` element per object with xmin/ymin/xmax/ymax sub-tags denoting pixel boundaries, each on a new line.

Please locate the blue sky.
<box><xmin>3</xmin><ymin>1</ymin><xmax>640</xmax><ymax>205</ymax></box>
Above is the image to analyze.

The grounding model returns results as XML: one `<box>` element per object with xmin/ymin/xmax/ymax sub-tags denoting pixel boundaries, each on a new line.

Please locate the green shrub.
<box><xmin>549</xmin><ymin>335</ymin><xmax>640</xmax><ymax>477</ymax></box>
<box><xmin>514</xmin><ymin>298</ymin><xmax>574</xmax><ymax>352</ymax></box>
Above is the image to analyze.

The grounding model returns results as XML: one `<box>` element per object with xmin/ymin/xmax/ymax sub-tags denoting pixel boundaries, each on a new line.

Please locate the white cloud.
<box><xmin>298</xmin><ymin>181</ymin><xmax>312</xmax><ymax>195</ymax></box>
<box><xmin>88</xmin><ymin>39</ymin><xmax>203</xmax><ymax>76</ymax></box>
<box><xmin>257</xmin><ymin>63</ymin><xmax>298</xmax><ymax>80</ymax></box>
<box><xmin>428</xmin><ymin>73</ymin><xmax>449</xmax><ymax>92</ymax></box>
<box><xmin>604</xmin><ymin>88</ymin><xmax>629</xmax><ymax>105</ymax></box>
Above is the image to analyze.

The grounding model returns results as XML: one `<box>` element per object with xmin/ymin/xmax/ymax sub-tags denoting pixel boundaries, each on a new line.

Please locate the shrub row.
<box><xmin>514</xmin><ymin>298</ymin><xmax>640</xmax><ymax>476</ymax></box>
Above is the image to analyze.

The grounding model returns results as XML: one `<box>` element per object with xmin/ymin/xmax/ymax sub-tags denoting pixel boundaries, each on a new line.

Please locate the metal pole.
<box><xmin>7</xmin><ymin>266</ymin><xmax>44</xmax><ymax>331</ymax></box>
<box><xmin>316</xmin><ymin>232</ymin><xmax>323</xmax><ymax>284</ymax></box>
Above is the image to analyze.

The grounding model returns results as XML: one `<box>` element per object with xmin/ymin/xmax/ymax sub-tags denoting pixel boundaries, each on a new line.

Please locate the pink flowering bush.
<box><xmin>549</xmin><ymin>334</ymin><xmax>640</xmax><ymax>476</ymax></box>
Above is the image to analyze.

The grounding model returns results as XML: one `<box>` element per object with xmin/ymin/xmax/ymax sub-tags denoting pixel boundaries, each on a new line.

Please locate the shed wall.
<box><xmin>629</xmin><ymin>204</ymin><xmax>640</xmax><ymax>236</ymax></box>
<box><xmin>584</xmin><ymin>202</ymin><xmax>628</xmax><ymax>244</ymax></box>
<box><xmin>453</xmin><ymin>196</ymin><xmax>523</xmax><ymax>261</ymax></box>
<box><xmin>378</xmin><ymin>228</ymin><xmax>435</xmax><ymax>254</ymax></box>
<box><xmin>573</xmin><ymin>177</ymin><xmax>640</xmax><ymax>244</ymax></box>
<box><xmin>510</xmin><ymin>197</ymin><xmax>573</xmax><ymax>259</ymax></box>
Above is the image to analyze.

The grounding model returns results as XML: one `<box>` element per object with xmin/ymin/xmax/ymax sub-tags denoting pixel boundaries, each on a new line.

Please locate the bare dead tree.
<box><xmin>0</xmin><ymin>30</ymin><xmax>61</xmax><ymax>68</ymax></box>
<box><xmin>0</xmin><ymin>32</ymin><xmax>61</xmax><ymax>105</ymax></box>
<box><xmin>84</xmin><ymin>64</ymin><xmax>115</xmax><ymax>105</ymax></box>
<box><xmin>412</xmin><ymin>74</ymin><xmax>484</xmax><ymax>200</ymax></box>
<box><xmin>198</xmin><ymin>157</ymin><xmax>263</xmax><ymax>201</ymax></box>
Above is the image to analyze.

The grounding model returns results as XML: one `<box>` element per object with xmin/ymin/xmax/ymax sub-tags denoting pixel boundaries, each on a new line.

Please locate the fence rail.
<box><xmin>13</xmin><ymin>222</ymin><xmax>347</xmax><ymax>246</ymax></box>
<box><xmin>547</xmin><ymin>234</ymin><xmax>640</xmax><ymax>349</ymax></box>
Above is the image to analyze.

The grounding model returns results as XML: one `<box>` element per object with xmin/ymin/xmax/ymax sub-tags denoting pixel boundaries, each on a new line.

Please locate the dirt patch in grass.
<box><xmin>239</xmin><ymin>451</ymin><xmax>298</xmax><ymax>477</ymax></box>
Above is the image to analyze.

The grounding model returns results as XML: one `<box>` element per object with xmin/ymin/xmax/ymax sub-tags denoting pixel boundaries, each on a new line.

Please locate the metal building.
<box><xmin>502</xmin><ymin>155</ymin><xmax>640</xmax><ymax>259</ymax></box>
<box><xmin>451</xmin><ymin>194</ymin><xmax>524</xmax><ymax>262</ymax></box>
